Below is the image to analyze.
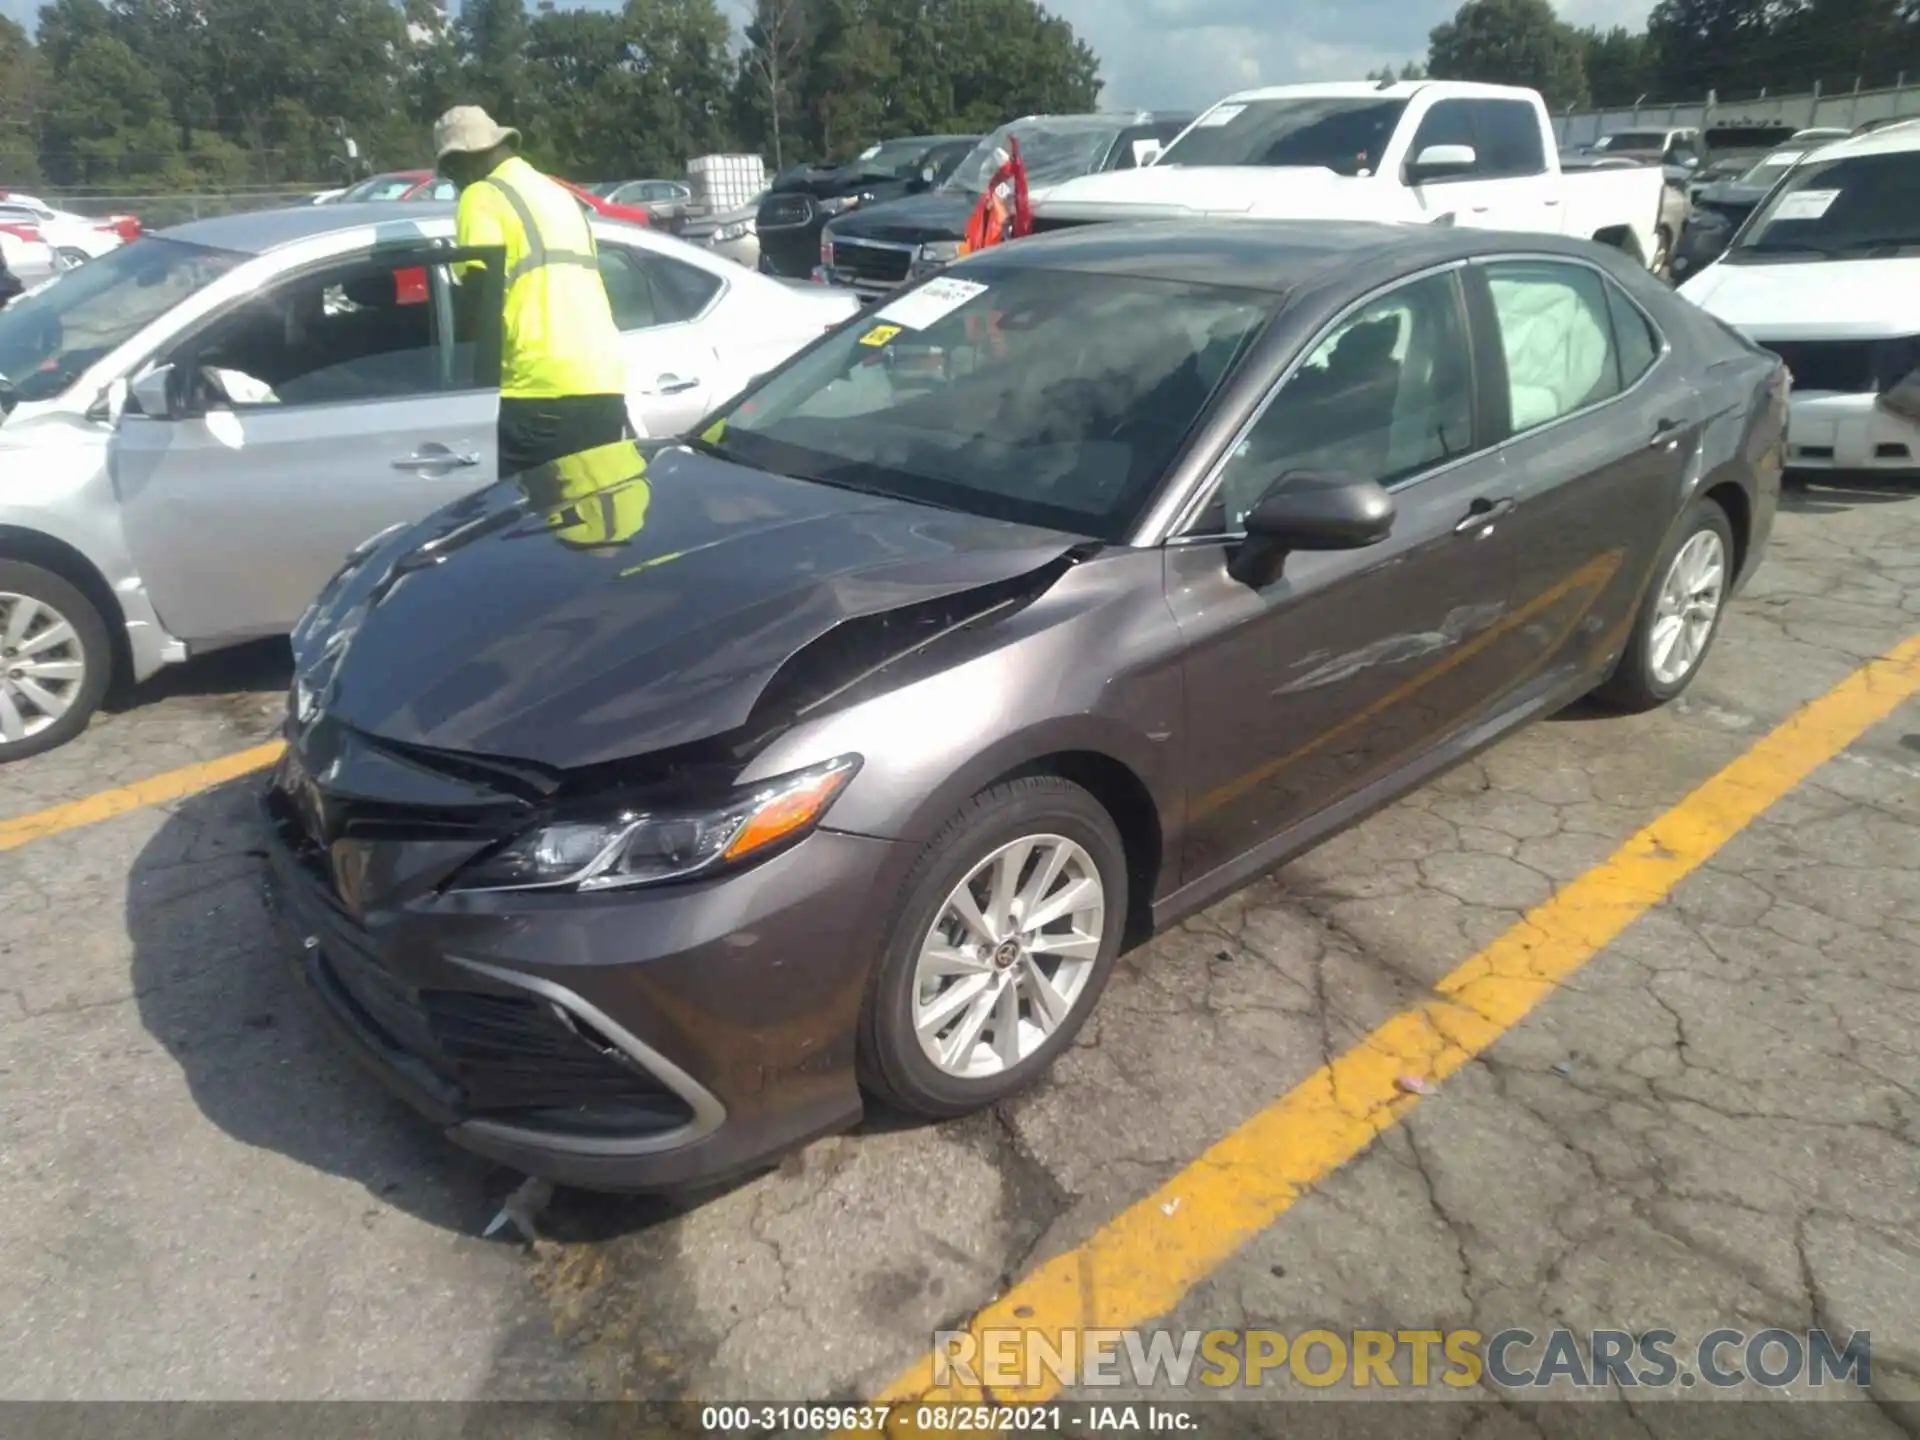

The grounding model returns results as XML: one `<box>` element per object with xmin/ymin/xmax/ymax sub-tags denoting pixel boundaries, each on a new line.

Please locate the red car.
<box><xmin>324</xmin><ymin>170</ymin><xmax>651</xmax><ymax>228</ymax></box>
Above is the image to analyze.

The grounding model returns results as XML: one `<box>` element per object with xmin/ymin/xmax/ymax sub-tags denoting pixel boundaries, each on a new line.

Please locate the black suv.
<box><xmin>819</xmin><ymin>112</ymin><xmax>1195</xmax><ymax>300</ymax></box>
<box><xmin>756</xmin><ymin>135</ymin><xmax>979</xmax><ymax>278</ymax></box>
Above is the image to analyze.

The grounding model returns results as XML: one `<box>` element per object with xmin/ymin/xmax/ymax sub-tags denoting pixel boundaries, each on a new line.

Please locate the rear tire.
<box><xmin>858</xmin><ymin>776</ymin><xmax>1127</xmax><ymax>1119</ymax></box>
<box><xmin>56</xmin><ymin>247</ymin><xmax>91</xmax><ymax>268</ymax></box>
<box><xmin>0</xmin><ymin>560</ymin><xmax>112</xmax><ymax>761</ymax></box>
<box><xmin>1593</xmin><ymin>497</ymin><xmax>1734</xmax><ymax>713</ymax></box>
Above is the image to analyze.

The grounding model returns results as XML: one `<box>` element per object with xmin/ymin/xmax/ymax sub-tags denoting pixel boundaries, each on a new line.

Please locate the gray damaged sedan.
<box><xmin>262</xmin><ymin>220</ymin><xmax>1785</xmax><ymax>1192</ymax></box>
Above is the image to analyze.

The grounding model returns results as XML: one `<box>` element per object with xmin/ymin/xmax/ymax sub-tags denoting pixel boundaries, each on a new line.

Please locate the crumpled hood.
<box><xmin>1680</xmin><ymin>257</ymin><xmax>1920</xmax><ymax>339</ymax></box>
<box><xmin>297</xmin><ymin>444</ymin><xmax>1079</xmax><ymax>770</ymax></box>
<box><xmin>1038</xmin><ymin>165</ymin><xmax>1362</xmax><ymax>218</ymax></box>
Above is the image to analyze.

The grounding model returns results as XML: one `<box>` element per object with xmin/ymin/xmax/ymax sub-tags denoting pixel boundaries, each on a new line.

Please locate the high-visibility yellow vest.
<box><xmin>456</xmin><ymin>156</ymin><xmax>627</xmax><ymax>400</ymax></box>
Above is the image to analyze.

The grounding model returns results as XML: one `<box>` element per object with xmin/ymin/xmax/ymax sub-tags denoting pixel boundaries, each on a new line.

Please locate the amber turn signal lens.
<box><xmin>723</xmin><ymin>762</ymin><xmax>858</xmax><ymax>862</ymax></box>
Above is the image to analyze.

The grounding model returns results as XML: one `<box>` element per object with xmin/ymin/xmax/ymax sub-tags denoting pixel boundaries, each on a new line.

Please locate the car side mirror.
<box><xmin>128</xmin><ymin>363</ymin><xmax>178</xmax><ymax>420</ymax></box>
<box><xmin>1407</xmin><ymin>143</ymin><xmax>1477</xmax><ymax>183</ymax></box>
<box><xmin>1229</xmin><ymin>470</ymin><xmax>1395</xmax><ymax>588</ymax></box>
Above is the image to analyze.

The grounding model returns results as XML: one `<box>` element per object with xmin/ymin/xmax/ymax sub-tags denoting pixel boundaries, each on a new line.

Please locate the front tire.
<box><xmin>858</xmin><ymin>776</ymin><xmax>1128</xmax><ymax>1119</ymax></box>
<box><xmin>1593</xmin><ymin>497</ymin><xmax>1734</xmax><ymax>713</ymax></box>
<box><xmin>0</xmin><ymin>560</ymin><xmax>112</xmax><ymax>761</ymax></box>
<box><xmin>57</xmin><ymin>247</ymin><xmax>91</xmax><ymax>268</ymax></box>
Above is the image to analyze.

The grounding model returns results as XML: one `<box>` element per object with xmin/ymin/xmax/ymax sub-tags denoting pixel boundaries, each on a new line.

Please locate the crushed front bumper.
<box><xmin>261</xmin><ymin>790</ymin><xmax>895</xmax><ymax>1192</ymax></box>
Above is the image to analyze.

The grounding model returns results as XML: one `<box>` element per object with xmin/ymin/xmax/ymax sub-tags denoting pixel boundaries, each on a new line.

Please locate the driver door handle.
<box><xmin>653</xmin><ymin>374</ymin><xmax>702</xmax><ymax>396</ymax></box>
<box><xmin>1650</xmin><ymin>417</ymin><xmax>1686</xmax><ymax>450</ymax></box>
<box><xmin>392</xmin><ymin>447</ymin><xmax>480</xmax><ymax>471</ymax></box>
<box><xmin>1454</xmin><ymin>496</ymin><xmax>1516</xmax><ymax>535</ymax></box>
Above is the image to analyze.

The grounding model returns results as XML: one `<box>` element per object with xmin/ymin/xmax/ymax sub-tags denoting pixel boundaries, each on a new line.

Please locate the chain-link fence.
<box><xmin>31</xmin><ymin>187</ymin><xmax>329</xmax><ymax>228</ymax></box>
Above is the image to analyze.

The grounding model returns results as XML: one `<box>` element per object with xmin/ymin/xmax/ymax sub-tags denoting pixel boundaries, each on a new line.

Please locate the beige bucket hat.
<box><xmin>433</xmin><ymin>105</ymin><xmax>521</xmax><ymax>164</ymax></box>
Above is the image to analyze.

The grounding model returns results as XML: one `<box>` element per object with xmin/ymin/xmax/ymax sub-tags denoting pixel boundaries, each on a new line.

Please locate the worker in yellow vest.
<box><xmin>432</xmin><ymin>105</ymin><xmax>631</xmax><ymax>476</ymax></box>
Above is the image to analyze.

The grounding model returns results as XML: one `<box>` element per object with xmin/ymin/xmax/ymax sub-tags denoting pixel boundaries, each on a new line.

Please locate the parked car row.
<box><xmin>249</xmin><ymin>218</ymin><xmax>1787</xmax><ymax>1192</ymax></box>
<box><xmin>1</xmin><ymin>75</ymin><xmax>1856</xmax><ymax>1198</ymax></box>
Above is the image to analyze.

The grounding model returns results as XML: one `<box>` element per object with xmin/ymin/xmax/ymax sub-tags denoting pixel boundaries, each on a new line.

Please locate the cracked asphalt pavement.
<box><xmin>1</xmin><ymin>479</ymin><xmax>1915</xmax><ymax>1433</ymax></box>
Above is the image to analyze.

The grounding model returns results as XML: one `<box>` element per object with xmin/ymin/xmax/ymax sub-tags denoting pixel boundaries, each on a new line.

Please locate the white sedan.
<box><xmin>0</xmin><ymin>192</ymin><xmax>134</xmax><ymax>264</ymax></box>
<box><xmin>0</xmin><ymin>201</ymin><xmax>863</xmax><ymax>753</ymax></box>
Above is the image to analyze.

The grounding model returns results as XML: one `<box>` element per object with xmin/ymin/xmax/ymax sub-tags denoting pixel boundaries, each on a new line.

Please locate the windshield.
<box><xmin>1736</xmin><ymin>150</ymin><xmax>1805</xmax><ymax>188</ymax></box>
<box><xmin>847</xmin><ymin>138</ymin><xmax>947</xmax><ymax>181</ymax></box>
<box><xmin>1597</xmin><ymin>131</ymin><xmax>1668</xmax><ymax>155</ymax></box>
<box><xmin>1731</xmin><ymin>151</ymin><xmax>1920</xmax><ymax>259</ymax></box>
<box><xmin>0</xmin><ymin>236</ymin><xmax>246</xmax><ymax>402</ymax></box>
<box><xmin>1157</xmin><ymin>97</ymin><xmax>1409</xmax><ymax>176</ymax></box>
<box><xmin>701</xmin><ymin>264</ymin><xmax>1274</xmax><ymax>541</ymax></box>
<box><xmin>944</xmin><ymin>119</ymin><xmax>1125</xmax><ymax>193</ymax></box>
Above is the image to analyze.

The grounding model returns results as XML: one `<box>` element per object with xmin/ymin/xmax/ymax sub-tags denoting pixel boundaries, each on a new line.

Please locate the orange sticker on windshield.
<box><xmin>860</xmin><ymin>324</ymin><xmax>903</xmax><ymax>348</ymax></box>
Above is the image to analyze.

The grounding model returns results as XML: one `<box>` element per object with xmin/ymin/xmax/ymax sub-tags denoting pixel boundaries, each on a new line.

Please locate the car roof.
<box><xmin>159</xmin><ymin>202</ymin><xmax>460</xmax><ymax>253</ymax></box>
<box><xmin>1803</xmin><ymin>123</ymin><xmax>1920</xmax><ymax>160</ymax></box>
<box><xmin>975</xmin><ymin>218</ymin><xmax>1602</xmax><ymax>293</ymax></box>
<box><xmin>1217</xmin><ymin>79</ymin><xmax>1535</xmax><ymax>105</ymax></box>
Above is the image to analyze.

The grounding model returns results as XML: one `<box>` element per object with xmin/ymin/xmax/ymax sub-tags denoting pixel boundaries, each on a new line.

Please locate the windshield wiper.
<box><xmin>1826</xmin><ymin>239</ymin><xmax>1920</xmax><ymax>257</ymax></box>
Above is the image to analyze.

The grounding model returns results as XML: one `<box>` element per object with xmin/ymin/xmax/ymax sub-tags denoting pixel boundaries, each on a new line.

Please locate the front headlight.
<box><xmin>451</xmin><ymin>756</ymin><xmax>861</xmax><ymax>893</ymax></box>
<box><xmin>917</xmin><ymin>240</ymin><xmax>963</xmax><ymax>266</ymax></box>
<box><xmin>818</xmin><ymin>194</ymin><xmax>869</xmax><ymax>216</ymax></box>
<box><xmin>712</xmin><ymin>219</ymin><xmax>754</xmax><ymax>243</ymax></box>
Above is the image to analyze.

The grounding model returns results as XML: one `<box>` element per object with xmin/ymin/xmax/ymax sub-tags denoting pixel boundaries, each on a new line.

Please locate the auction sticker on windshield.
<box><xmin>1195</xmin><ymin>104</ymin><xmax>1246</xmax><ymax>128</ymax></box>
<box><xmin>1773</xmin><ymin>189</ymin><xmax>1840</xmax><ymax>220</ymax></box>
<box><xmin>860</xmin><ymin>323</ymin><xmax>904</xmax><ymax>347</ymax></box>
<box><xmin>877</xmin><ymin>277</ymin><xmax>989</xmax><ymax>331</ymax></box>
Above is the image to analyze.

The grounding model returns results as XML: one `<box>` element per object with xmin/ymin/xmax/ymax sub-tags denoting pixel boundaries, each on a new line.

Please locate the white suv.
<box><xmin>1680</xmin><ymin>124</ymin><xmax>1920</xmax><ymax>477</ymax></box>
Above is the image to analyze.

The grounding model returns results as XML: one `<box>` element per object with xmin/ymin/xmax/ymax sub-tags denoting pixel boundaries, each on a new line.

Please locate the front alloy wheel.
<box><xmin>911</xmin><ymin>835</ymin><xmax>1105</xmax><ymax>1079</ymax></box>
<box><xmin>861</xmin><ymin>776</ymin><xmax>1127</xmax><ymax>1117</ymax></box>
<box><xmin>0</xmin><ymin>560</ymin><xmax>112</xmax><ymax>761</ymax></box>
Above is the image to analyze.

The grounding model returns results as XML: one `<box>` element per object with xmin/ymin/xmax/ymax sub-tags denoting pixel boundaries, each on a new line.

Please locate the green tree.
<box><xmin>458</xmin><ymin>0</ymin><xmax>531</xmax><ymax>126</ymax></box>
<box><xmin>1427</xmin><ymin>0</ymin><xmax>1590</xmax><ymax>109</ymax></box>
<box><xmin>737</xmin><ymin>0</ymin><xmax>813</xmax><ymax>169</ymax></box>
<box><xmin>0</xmin><ymin>15</ymin><xmax>45</xmax><ymax>184</ymax></box>
<box><xmin>1366</xmin><ymin>61</ymin><xmax>1429</xmax><ymax>81</ymax></box>
<box><xmin>1574</xmin><ymin>25</ymin><xmax>1657</xmax><ymax>107</ymax></box>
<box><xmin>1645</xmin><ymin>0</ymin><xmax>1772</xmax><ymax>98</ymax></box>
<box><xmin>37</xmin><ymin>32</ymin><xmax>186</xmax><ymax>185</ymax></box>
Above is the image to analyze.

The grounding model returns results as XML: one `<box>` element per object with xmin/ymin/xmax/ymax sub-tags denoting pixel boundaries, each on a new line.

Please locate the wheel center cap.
<box><xmin>992</xmin><ymin>939</ymin><xmax>1021</xmax><ymax>970</ymax></box>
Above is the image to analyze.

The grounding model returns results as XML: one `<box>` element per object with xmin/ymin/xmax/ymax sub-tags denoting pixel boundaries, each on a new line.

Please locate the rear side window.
<box><xmin>1470</xmin><ymin>101</ymin><xmax>1546</xmax><ymax>178</ymax></box>
<box><xmin>1606</xmin><ymin>283</ymin><xmax>1661</xmax><ymax>385</ymax></box>
<box><xmin>1481</xmin><ymin>260</ymin><xmax>1621</xmax><ymax>433</ymax></box>
<box><xmin>597</xmin><ymin>247</ymin><xmax>724</xmax><ymax>330</ymax></box>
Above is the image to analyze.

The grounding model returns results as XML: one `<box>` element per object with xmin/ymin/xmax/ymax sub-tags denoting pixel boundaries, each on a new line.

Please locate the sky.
<box><xmin>4</xmin><ymin>0</ymin><xmax>1659</xmax><ymax>113</ymax></box>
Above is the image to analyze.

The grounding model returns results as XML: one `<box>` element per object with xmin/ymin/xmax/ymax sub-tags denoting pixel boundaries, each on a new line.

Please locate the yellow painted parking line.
<box><xmin>0</xmin><ymin>740</ymin><xmax>285</xmax><ymax>854</ymax></box>
<box><xmin>869</xmin><ymin>632</ymin><xmax>1920</xmax><ymax>1414</ymax></box>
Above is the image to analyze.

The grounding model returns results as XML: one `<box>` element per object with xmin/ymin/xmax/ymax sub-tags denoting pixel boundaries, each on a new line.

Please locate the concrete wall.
<box><xmin>1554</xmin><ymin>78</ymin><xmax>1920</xmax><ymax>147</ymax></box>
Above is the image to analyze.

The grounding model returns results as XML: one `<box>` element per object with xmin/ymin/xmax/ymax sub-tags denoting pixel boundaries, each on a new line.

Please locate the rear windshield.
<box><xmin>944</xmin><ymin>119</ymin><xmax>1127</xmax><ymax>193</ymax></box>
<box><xmin>1157</xmin><ymin>97</ymin><xmax>1409</xmax><ymax>177</ymax></box>
<box><xmin>1730</xmin><ymin>150</ymin><xmax>1920</xmax><ymax>259</ymax></box>
<box><xmin>1597</xmin><ymin>131</ymin><xmax>1669</xmax><ymax>155</ymax></box>
<box><xmin>699</xmin><ymin>264</ymin><xmax>1276</xmax><ymax>541</ymax></box>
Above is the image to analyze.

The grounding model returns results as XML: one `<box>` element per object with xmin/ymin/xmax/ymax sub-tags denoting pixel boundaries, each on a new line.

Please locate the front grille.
<box><xmin>829</xmin><ymin>238</ymin><xmax>913</xmax><ymax>285</ymax></box>
<box><xmin>316</xmin><ymin>940</ymin><xmax>693</xmax><ymax>1134</ymax></box>
<box><xmin>760</xmin><ymin>193</ymin><xmax>814</xmax><ymax>229</ymax></box>
<box><xmin>1761</xmin><ymin>335</ymin><xmax>1920</xmax><ymax>395</ymax></box>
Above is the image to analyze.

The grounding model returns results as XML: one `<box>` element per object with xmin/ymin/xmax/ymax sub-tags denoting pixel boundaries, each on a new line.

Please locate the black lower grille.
<box><xmin>317</xmin><ymin>943</ymin><xmax>693</xmax><ymax>1133</ymax></box>
<box><xmin>1761</xmin><ymin>335</ymin><xmax>1920</xmax><ymax>395</ymax></box>
<box><xmin>830</xmin><ymin>238</ymin><xmax>913</xmax><ymax>284</ymax></box>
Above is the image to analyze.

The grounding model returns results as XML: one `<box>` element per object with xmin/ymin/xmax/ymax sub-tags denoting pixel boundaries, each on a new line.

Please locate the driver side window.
<box><xmin>181</xmin><ymin>257</ymin><xmax>462</xmax><ymax>409</ymax></box>
<box><xmin>1183</xmin><ymin>270</ymin><xmax>1475</xmax><ymax>536</ymax></box>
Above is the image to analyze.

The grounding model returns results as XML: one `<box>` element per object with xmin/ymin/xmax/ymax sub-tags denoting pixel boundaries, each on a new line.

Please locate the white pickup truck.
<box><xmin>1032</xmin><ymin>80</ymin><xmax>1668</xmax><ymax>269</ymax></box>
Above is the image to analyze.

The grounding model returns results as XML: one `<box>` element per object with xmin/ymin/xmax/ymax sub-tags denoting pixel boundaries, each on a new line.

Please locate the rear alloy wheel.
<box><xmin>57</xmin><ymin>247</ymin><xmax>92</xmax><ymax>268</ymax></box>
<box><xmin>0</xmin><ymin>560</ymin><xmax>112</xmax><ymax>761</ymax></box>
<box><xmin>1594</xmin><ymin>497</ymin><xmax>1734</xmax><ymax>712</ymax></box>
<box><xmin>859</xmin><ymin>776</ymin><xmax>1127</xmax><ymax>1117</ymax></box>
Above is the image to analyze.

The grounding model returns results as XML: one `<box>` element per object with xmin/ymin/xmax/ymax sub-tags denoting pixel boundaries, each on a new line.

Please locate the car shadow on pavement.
<box><xmin>1781</xmin><ymin>472</ymin><xmax>1920</xmax><ymax>515</ymax></box>
<box><xmin>126</xmin><ymin>776</ymin><xmax>527</xmax><ymax>1239</ymax></box>
<box><xmin>102</xmin><ymin>636</ymin><xmax>293</xmax><ymax>715</ymax></box>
